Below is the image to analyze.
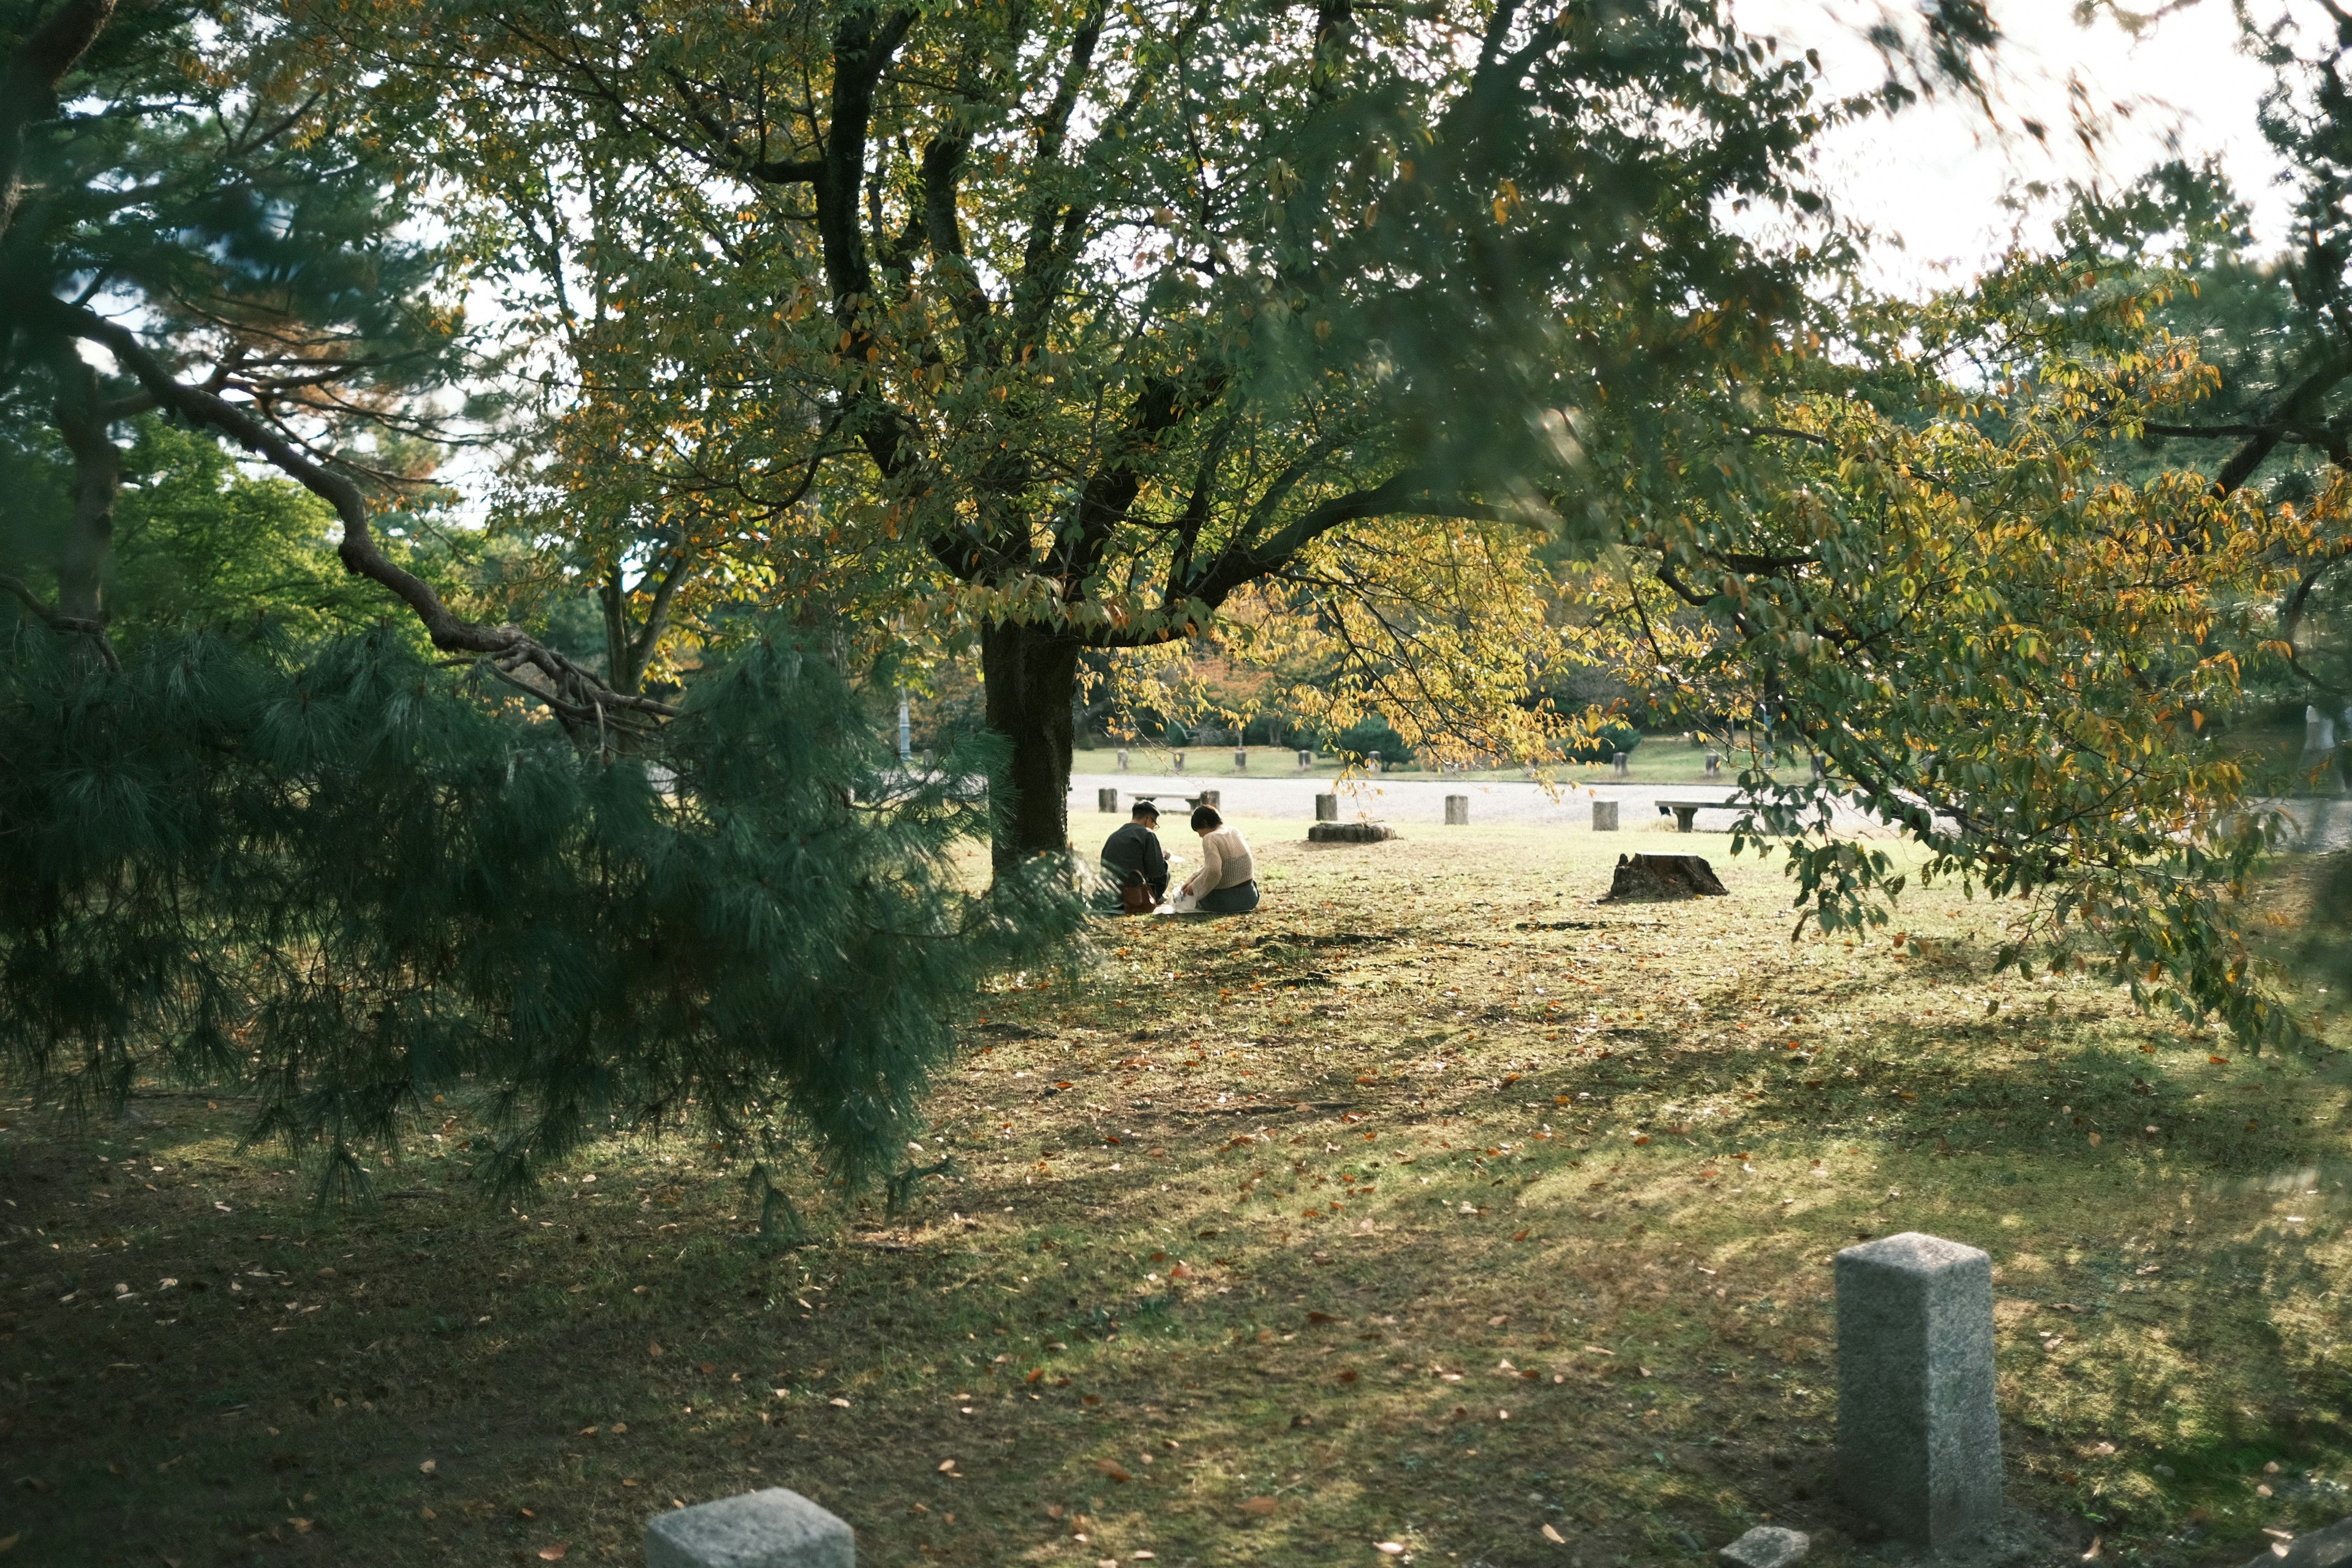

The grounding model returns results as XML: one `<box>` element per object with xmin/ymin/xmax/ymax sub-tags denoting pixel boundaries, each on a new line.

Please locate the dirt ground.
<box><xmin>2</xmin><ymin>817</ymin><xmax>2347</xmax><ymax>1566</ymax></box>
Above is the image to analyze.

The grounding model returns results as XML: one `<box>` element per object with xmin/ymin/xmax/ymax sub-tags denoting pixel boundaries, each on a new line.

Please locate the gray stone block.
<box><xmin>1718</xmin><ymin>1525</ymin><xmax>1809</xmax><ymax>1568</ymax></box>
<box><xmin>2242</xmin><ymin>1515</ymin><xmax>2352</xmax><ymax>1567</ymax></box>
<box><xmin>1234</xmin><ymin>748</ymin><xmax>1249</xmax><ymax>770</ymax></box>
<box><xmin>645</xmin><ymin>1488</ymin><xmax>853</xmax><ymax>1568</ymax></box>
<box><xmin>1116</xmin><ymin>749</ymin><xmax>1129</xmax><ymax>771</ymax></box>
<box><xmin>1836</xmin><ymin>1232</ymin><xmax>2002</xmax><ymax>1549</ymax></box>
<box><xmin>1314</xmin><ymin>793</ymin><xmax>1338</xmax><ymax>822</ymax></box>
<box><xmin>1444</xmin><ymin>794</ymin><xmax>1468</xmax><ymax>825</ymax></box>
<box><xmin>1097</xmin><ymin>788</ymin><xmax>1118</xmax><ymax>812</ymax></box>
<box><xmin>1591</xmin><ymin>801</ymin><xmax>1619</xmax><ymax>831</ymax></box>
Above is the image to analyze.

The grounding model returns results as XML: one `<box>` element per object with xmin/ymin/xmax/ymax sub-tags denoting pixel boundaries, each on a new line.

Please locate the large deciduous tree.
<box><xmin>344</xmin><ymin>0</ymin><xmax>1855</xmax><ymax>861</ymax></box>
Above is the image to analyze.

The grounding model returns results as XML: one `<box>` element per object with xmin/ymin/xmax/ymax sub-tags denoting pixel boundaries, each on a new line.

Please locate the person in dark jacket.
<box><xmin>1099</xmin><ymin>801</ymin><xmax>1169</xmax><ymax>909</ymax></box>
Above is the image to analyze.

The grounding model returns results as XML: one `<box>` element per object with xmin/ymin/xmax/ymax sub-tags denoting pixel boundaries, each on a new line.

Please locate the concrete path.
<box><xmin>1071</xmin><ymin>772</ymin><xmax>1822</xmax><ymax>832</ymax></box>
<box><xmin>1074</xmin><ymin>772</ymin><xmax>2352</xmax><ymax>850</ymax></box>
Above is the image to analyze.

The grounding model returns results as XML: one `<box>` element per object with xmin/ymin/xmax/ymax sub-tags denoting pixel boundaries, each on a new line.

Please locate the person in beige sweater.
<box><xmin>1180</xmin><ymin>805</ymin><xmax>1259</xmax><ymax>914</ymax></box>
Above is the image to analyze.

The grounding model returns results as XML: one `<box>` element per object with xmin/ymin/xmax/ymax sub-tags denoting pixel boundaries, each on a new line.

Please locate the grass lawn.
<box><xmin>4</xmin><ymin>821</ymin><xmax>2349</xmax><ymax>1567</ymax></box>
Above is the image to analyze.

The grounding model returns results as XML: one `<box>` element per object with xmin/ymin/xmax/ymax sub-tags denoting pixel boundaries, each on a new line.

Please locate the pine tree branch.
<box><xmin>0</xmin><ymin>573</ymin><xmax>118</xmax><ymax>668</ymax></box>
<box><xmin>43</xmin><ymin>297</ymin><xmax>674</xmax><ymax>723</ymax></box>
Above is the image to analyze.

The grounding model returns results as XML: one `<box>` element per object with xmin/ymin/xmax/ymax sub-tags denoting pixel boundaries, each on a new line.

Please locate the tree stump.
<box><xmin>1600</xmin><ymin>853</ymin><xmax>1728</xmax><ymax>900</ymax></box>
<box><xmin>1308</xmin><ymin>821</ymin><xmax>1396</xmax><ymax>843</ymax></box>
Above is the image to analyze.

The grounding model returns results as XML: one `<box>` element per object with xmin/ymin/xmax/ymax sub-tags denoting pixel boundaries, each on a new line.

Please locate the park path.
<box><xmin>1071</xmin><ymin>771</ymin><xmax>2352</xmax><ymax>850</ymax></box>
<box><xmin>1065</xmin><ymin>771</ymin><xmax>1871</xmax><ymax>831</ymax></box>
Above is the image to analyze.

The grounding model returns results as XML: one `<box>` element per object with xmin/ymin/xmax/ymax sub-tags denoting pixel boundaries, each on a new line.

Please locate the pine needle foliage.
<box><xmin>0</xmin><ymin>616</ymin><xmax>1086</xmax><ymax>1203</ymax></box>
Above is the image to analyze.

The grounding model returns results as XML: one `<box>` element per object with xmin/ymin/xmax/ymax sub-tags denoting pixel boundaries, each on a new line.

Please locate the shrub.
<box><xmin>1564</xmin><ymin>721</ymin><xmax>1643</xmax><ymax>763</ymax></box>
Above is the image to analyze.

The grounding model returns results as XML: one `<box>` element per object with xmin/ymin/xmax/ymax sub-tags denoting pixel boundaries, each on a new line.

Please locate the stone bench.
<box><xmin>1655</xmin><ymin>798</ymin><xmax>1732</xmax><ymax>833</ymax></box>
<box><xmin>1129</xmin><ymin>790</ymin><xmax>1216</xmax><ymax>814</ymax></box>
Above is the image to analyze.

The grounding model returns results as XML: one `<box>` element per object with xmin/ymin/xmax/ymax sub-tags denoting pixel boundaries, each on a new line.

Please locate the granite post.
<box><xmin>1171</xmin><ymin>750</ymin><xmax>1185</xmax><ymax>773</ymax></box>
<box><xmin>646</xmin><ymin>1488</ymin><xmax>853</xmax><ymax>1568</ymax></box>
<box><xmin>1315</xmin><ymin>794</ymin><xmax>1339</xmax><ymax>822</ymax></box>
<box><xmin>1097</xmin><ymin>788</ymin><xmax>1118</xmax><ymax>813</ymax></box>
<box><xmin>1705</xmin><ymin>752</ymin><xmax>1722</xmax><ymax>778</ymax></box>
<box><xmin>1234</xmin><ymin>748</ymin><xmax>1250</xmax><ymax>771</ymax></box>
<box><xmin>1444</xmin><ymin>794</ymin><xmax>1468</xmax><ymax>825</ymax></box>
<box><xmin>1612</xmin><ymin>752</ymin><xmax>1629</xmax><ymax>778</ymax></box>
<box><xmin>1835</xmin><ymin>1232</ymin><xmax>2002</xmax><ymax>1550</ymax></box>
<box><xmin>1591</xmin><ymin>801</ymin><xmax>1619</xmax><ymax>831</ymax></box>
<box><xmin>1298</xmin><ymin>749</ymin><xmax>1314</xmax><ymax>770</ymax></box>
<box><xmin>1116</xmin><ymin>749</ymin><xmax>1129</xmax><ymax>772</ymax></box>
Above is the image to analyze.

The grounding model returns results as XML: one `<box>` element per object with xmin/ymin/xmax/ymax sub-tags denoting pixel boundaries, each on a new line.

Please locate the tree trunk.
<box><xmin>981</xmin><ymin>619</ymin><xmax>1080</xmax><ymax>870</ymax></box>
<box><xmin>53</xmin><ymin>357</ymin><xmax>122</xmax><ymax>623</ymax></box>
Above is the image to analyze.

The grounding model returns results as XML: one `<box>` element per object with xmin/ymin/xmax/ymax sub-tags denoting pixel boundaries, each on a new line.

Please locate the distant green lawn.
<box><xmin>1080</xmin><ymin>735</ymin><xmax>1754</xmax><ymax>785</ymax></box>
<box><xmin>3</xmin><ymin>826</ymin><xmax>2345</xmax><ymax>1566</ymax></box>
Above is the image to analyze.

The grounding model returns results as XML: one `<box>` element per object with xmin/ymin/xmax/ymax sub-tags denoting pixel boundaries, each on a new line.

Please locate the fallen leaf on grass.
<box><xmin>1240</xmin><ymin>1498</ymin><xmax>1278</xmax><ymax>1516</ymax></box>
<box><xmin>1542</xmin><ymin>1523</ymin><xmax>1566</xmax><ymax>1543</ymax></box>
<box><xmin>938</xmin><ymin>1459</ymin><xmax>957</xmax><ymax>1472</ymax></box>
<box><xmin>648</xmin><ymin>1342</ymin><xmax>663</xmax><ymax>1359</ymax></box>
<box><xmin>1376</xmin><ymin>1545</ymin><xmax>1406</xmax><ymax>1556</ymax></box>
<box><xmin>0</xmin><ymin>1535</ymin><xmax>17</xmax><ymax>1555</ymax></box>
<box><xmin>1095</xmin><ymin>1460</ymin><xmax>1133</xmax><ymax>1482</ymax></box>
<box><xmin>829</xmin><ymin>1398</ymin><xmax>851</xmax><ymax>1408</ymax></box>
<box><xmin>537</xmin><ymin>1546</ymin><xmax>568</xmax><ymax>1561</ymax></box>
<box><xmin>418</xmin><ymin>1460</ymin><xmax>437</xmax><ymax>1475</ymax></box>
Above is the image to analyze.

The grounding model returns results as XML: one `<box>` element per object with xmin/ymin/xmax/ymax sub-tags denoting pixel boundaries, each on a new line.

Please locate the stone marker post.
<box><xmin>1234</xmin><ymin>748</ymin><xmax>1249</xmax><ymax>771</ymax></box>
<box><xmin>1836</xmin><ymin>1232</ymin><xmax>2002</xmax><ymax>1550</ymax></box>
<box><xmin>1811</xmin><ymin>753</ymin><xmax>1827</xmax><ymax>780</ymax></box>
<box><xmin>1592</xmin><ymin>801</ymin><xmax>1619</xmax><ymax>831</ymax></box>
<box><xmin>1198</xmin><ymin>789</ymin><xmax>1220</xmax><ymax>809</ymax></box>
<box><xmin>646</xmin><ymin>1488</ymin><xmax>853</xmax><ymax>1567</ymax></box>
<box><xmin>1444</xmin><ymin>794</ymin><xmax>1468</xmax><ymax>825</ymax></box>
<box><xmin>1298</xmin><ymin>749</ymin><xmax>1314</xmax><ymax>771</ymax></box>
<box><xmin>1117</xmin><ymin>749</ymin><xmax>1129</xmax><ymax>772</ymax></box>
<box><xmin>1366</xmin><ymin>754</ymin><xmax>1382</xmax><ymax>774</ymax></box>
<box><xmin>1612</xmin><ymin>752</ymin><xmax>1629</xmax><ymax>778</ymax></box>
<box><xmin>1315</xmin><ymin>794</ymin><xmax>1339</xmax><ymax>822</ymax></box>
<box><xmin>1171</xmin><ymin>750</ymin><xmax>1185</xmax><ymax>773</ymax></box>
<box><xmin>1097</xmin><ymin>788</ymin><xmax>1118</xmax><ymax>813</ymax></box>
<box><xmin>1705</xmin><ymin>752</ymin><xmax>1721</xmax><ymax>778</ymax></box>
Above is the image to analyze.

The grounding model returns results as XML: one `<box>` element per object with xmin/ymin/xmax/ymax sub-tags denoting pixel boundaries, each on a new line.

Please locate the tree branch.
<box><xmin>45</xmin><ymin>297</ymin><xmax>672</xmax><ymax>723</ymax></box>
<box><xmin>0</xmin><ymin>573</ymin><xmax>117</xmax><ymax>667</ymax></box>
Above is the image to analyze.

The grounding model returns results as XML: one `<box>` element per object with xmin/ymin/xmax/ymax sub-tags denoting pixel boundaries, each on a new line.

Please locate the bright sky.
<box><xmin>1732</xmin><ymin>0</ymin><xmax>2296</xmax><ymax>293</ymax></box>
